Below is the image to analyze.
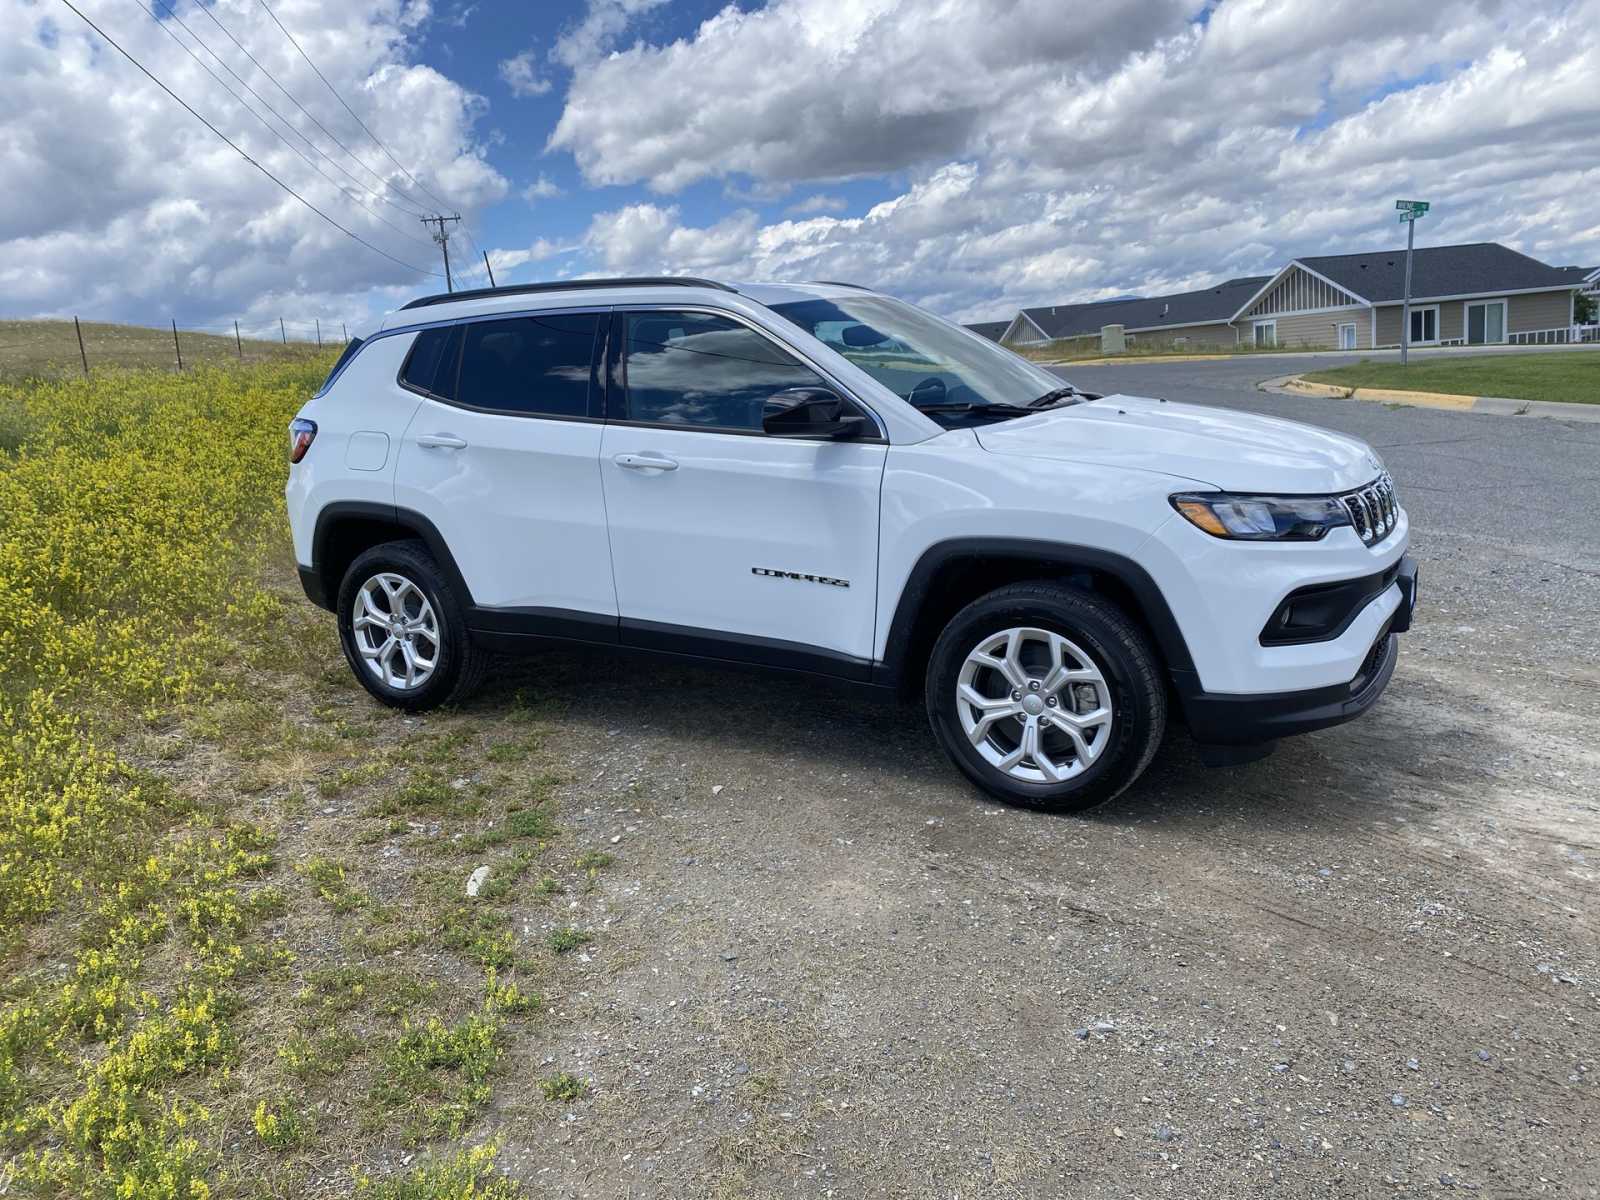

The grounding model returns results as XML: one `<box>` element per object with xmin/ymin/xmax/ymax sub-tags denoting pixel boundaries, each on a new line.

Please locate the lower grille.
<box><xmin>1340</xmin><ymin>472</ymin><xmax>1399</xmax><ymax>545</ymax></box>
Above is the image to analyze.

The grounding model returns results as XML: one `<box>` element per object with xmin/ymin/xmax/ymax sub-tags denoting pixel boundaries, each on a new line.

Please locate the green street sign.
<box><xmin>1395</xmin><ymin>199</ymin><xmax>1430</xmax><ymax>212</ymax></box>
<box><xmin>1398</xmin><ymin>210</ymin><xmax>1428</xmax><ymax>222</ymax></box>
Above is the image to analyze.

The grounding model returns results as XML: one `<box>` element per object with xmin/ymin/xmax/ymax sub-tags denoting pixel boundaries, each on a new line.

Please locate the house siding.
<box><xmin>1129</xmin><ymin>322</ymin><xmax>1238</xmax><ymax>347</ymax></box>
<box><xmin>1508</xmin><ymin>289</ymin><xmax>1575</xmax><ymax>333</ymax></box>
<box><xmin>1373</xmin><ymin>289</ymin><xmax>1575</xmax><ymax>345</ymax></box>
<box><xmin>1234</xmin><ymin>307</ymin><xmax>1369</xmax><ymax>349</ymax></box>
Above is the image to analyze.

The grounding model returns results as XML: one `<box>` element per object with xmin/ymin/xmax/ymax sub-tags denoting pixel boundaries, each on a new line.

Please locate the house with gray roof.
<box><xmin>997</xmin><ymin>242</ymin><xmax>1584</xmax><ymax>353</ymax></box>
<box><xmin>1236</xmin><ymin>243</ymin><xmax>1582</xmax><ymax>349</ymax></box>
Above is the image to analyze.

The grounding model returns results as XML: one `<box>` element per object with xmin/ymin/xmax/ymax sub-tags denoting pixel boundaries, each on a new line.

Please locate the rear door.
<box><xmin>393</xmin><ymin>311</ymin><xmax>617</xmax><ymax>625</ymax></box>
<box><xmin>598</xmin><ymin>308</ymin><xmax>886</xmax><ymax>670</ymax></box>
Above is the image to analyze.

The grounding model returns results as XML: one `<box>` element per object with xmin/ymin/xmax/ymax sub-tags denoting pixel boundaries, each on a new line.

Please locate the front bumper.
<box><xmin>1176</xmin><ymin>555</ymin><xmax>1415</xmax><ymax>746</ymax></box>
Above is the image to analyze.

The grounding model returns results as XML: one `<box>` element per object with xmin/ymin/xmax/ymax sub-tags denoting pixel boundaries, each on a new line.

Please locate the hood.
<box><xmin>974</xmin><ymin>394</ymin><xmax>1382</xmax><ymax>494</ymax></box>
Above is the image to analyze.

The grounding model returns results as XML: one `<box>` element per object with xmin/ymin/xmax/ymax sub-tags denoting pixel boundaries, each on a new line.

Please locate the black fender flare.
<box><xmin>878</xmin><ymin>537</ymin><xmax>1197</xmax><ymax>686</ymax></box>
<box><xmin>308</xmin><ymin>501</ymin><xmax>475</xmax><ymax>611</ymax></box>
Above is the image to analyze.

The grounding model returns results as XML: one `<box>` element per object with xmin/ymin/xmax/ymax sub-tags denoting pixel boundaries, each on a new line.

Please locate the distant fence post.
<box><xmin>280</xmin><ymin>317</ymin><xmax>287</xmax><ymax>345</ymax></box>
<box><xmin>74</xmin><ymin>316</ymin><xmax>89</xmax><ymax>377</ymax></box>
<box><xmin>315</xmin><ymin>318</ymin><xmax>322</xmax><ymax>349</ymax></box>
<box><xmin>172</xmin><ymin>319</ymin><xmax>183</xmax><ymax>371</ymax></box>
<box><xmin>341</xmin><ymin>322</ymin><xmax>348</xmax><ymax>344</ymax></box>
<box><xmin>234</xmin><ymin>319</ymin><xmax>243</xmax><ymax>360</ymax></box>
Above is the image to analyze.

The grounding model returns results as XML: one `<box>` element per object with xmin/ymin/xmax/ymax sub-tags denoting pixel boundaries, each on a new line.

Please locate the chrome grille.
<box><xmin>1340</xmin><ymin>472</ymin><xmax>1399</xmax><ymax>546</ymax></box>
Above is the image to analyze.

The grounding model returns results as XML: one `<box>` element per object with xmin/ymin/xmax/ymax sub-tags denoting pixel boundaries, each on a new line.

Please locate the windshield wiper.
<box><xmin>914</xmin><ymin>401</ymin><xmax>1039</xmax><ymax>416</ymax></box>
<box><xmin>1027</xmin><ymin>385</ymin><xmax>1097</xmax><ymax>408</ymax></box>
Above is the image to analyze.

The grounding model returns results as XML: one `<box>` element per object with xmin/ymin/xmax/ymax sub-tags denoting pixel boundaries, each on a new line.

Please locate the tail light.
<box><xmin>288</xmin><ymin>417</ymin><xmax>317</xmax><ymax>463</ymax></box>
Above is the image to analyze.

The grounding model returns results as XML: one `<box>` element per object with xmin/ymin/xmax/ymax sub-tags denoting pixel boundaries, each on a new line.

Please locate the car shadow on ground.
<box><xmin>470</xmin><ymin>646</ymin><xmax>1490</xmax><ymax>836</ymax></box>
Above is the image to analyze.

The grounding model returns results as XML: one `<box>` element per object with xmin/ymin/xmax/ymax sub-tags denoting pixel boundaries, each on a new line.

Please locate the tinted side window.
<box><xmin>400</xmin><ymin>327</ymin><xmax>452</xmax><ymax>395</ymax></box>
<box><xmin>457</xmin><ymin>314</ymin><xmax>597</xmax><ymax>417</ymax></box>
<box><xmin>623</xmin><ymin>312</ymin><xmax>823</xmax><ymax>431</ymax></box>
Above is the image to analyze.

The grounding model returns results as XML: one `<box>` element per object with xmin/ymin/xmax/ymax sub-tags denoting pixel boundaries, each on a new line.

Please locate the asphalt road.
<box><xmin>1056</xmin><ymin>353</ymin><xmax>1600</xmax><ymax>674</ymax></box>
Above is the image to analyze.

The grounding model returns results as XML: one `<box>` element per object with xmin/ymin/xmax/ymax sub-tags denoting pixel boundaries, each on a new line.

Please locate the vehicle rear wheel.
<box><xmin>337</xmin><ymin>539</ymin><xmax>486</xmax><ymax>711</ymax></box>
<box><xmin>925</xmin><ymin>582</ymin><xmax>1165</xmax><ymax>811</ymax></box>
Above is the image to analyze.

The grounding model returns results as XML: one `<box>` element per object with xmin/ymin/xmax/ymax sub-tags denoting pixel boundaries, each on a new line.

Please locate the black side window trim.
<box><xmin>394</xmin><ymin>313</ymin><xmax>607</xmax><ymax>423</ymax></box>
<box><xmin>612</xmin><ymin>307</ymin><xmax>885</xmax><ymax>441</ymax></box>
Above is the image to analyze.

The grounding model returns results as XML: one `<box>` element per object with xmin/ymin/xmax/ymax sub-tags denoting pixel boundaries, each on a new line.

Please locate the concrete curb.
<box><xmin>1259</xmin><ymin>374</ymin><xmax>1600</xmax><ymax>423</ymax></box>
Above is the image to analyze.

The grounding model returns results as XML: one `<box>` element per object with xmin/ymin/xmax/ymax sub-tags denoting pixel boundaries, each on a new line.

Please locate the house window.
<box><xmin>1408</xmin><ymin>306</ymin><xmax>1439</xmax><ymax>345</ymax></box>
<box><xmin>1465</xmin><ymin>300</ymin><xmax>1506</xmax><ymax>345</ymax></box>
<box><xmin>1253</xmin><ymin>320</ymin><xmax>1277</xmax><ymax>347</ymax></box>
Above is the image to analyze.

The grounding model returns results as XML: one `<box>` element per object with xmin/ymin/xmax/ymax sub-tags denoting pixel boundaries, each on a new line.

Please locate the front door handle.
<box><xmin>416</xmin><ymin>433</ymin><xmax>468</xmax><ymax>449</ymax></box>
<box><xmin>613</xmin><ymin>452</ymin><xmax>678</xmax><ymax>472</ymax></box>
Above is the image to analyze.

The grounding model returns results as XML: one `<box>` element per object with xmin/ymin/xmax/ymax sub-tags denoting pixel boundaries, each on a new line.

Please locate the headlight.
<box><xmin>1170</xmin><ymin>492</ymin><xmax>1351</xmax><ymax>541</ymax></box>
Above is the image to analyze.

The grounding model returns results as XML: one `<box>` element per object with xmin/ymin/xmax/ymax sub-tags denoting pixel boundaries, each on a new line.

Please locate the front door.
<box><xmin>393</xmin><ymin>312</ymin><xmax>618</xmax><ymax>621</ymax></box>
<box><xmin>1338</xmin><ymin>323</ymin><xmax>1357</xmax><ymax>350</ymax></box>
<box><xmin>599</xmin><ymin>309</ymin><xmax>886</xmax><ymax>669</ymax></box>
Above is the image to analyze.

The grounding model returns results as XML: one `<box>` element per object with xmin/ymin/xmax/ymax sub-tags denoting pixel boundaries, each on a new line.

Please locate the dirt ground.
<box><xmin>363</xmin><ymin>593</ymin><xmax>1597</xmax><ymax>1199</ymax></box>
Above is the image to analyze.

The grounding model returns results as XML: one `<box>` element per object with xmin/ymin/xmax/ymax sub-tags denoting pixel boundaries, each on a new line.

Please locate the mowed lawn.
<box><xmin>1304</xmin><ymin>349</ymin><xmax>1600</xmax><ymax>404</ymax></box>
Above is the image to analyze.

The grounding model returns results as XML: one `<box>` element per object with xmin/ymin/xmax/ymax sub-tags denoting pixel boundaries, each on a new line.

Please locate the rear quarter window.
<box><xmin>314</xmin><ymin>336</ymin><xmax>364</xmax><ymax>396</ymax></box>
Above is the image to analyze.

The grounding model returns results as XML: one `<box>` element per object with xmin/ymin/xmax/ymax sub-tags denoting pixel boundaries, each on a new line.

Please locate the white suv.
<box><xmin>286</xmin><ymin>278</ymin><xmax>1417</xmax><ymax>811</ymax></box>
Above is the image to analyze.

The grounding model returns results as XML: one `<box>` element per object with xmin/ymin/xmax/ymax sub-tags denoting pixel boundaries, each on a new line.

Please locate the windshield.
<box><xmin>769</xmin><ymin>294</ymin><xmax>1077</xmax><ymax>424</ymax></box>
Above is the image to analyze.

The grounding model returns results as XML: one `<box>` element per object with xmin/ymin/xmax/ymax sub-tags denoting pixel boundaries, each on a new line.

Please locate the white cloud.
<box><xmin>787</xmin><ymin>194</ymin><xmax>847</xmax><ymax>216</ymax></box>
<box><xmin>551</xmin><ymin>0</ymin><xmax>671</xmax><ymax>69</ymax></box>
<box><xmin>497</xmin><ymin>49</ymin><xmax>551</xmax><ymax>97</ymax></box>
<box><xmin>559</xmin><ymin>0</ymin><xmax>1600</xmax><ymax>320</ymax></box>
<box><xmin>522</xmin><ymin>173</ymin><xmax>564</xmax><ymax>203</ymax></box>
<box><xmin>0</xmin><ymin>0</ymin><xmax>505</xmax><ymax>329</ymax></box>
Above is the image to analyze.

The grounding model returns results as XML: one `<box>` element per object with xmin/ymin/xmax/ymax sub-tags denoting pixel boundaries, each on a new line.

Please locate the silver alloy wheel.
<box><xmin>955</xmin><ymin>626</ymin><xmax>1114</xmax><ymax>784</ymax></box>
<box><xmin>351</xmin><ymin>572</ymin><xmax>440</xmax><ymax>691</ymax></box>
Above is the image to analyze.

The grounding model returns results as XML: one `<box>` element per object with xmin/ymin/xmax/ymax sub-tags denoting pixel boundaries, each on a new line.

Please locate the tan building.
<box><xmin>997</xmin><ymin>242</ymin><xmax>1584</xmax><ymax>352</ymax></box>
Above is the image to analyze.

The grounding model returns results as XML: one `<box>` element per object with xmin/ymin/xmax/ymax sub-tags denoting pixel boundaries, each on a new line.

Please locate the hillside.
<box><xmin>0</xmin><ymin>317</ymin><xmax>333</xmax><ymax>379</ymax></box>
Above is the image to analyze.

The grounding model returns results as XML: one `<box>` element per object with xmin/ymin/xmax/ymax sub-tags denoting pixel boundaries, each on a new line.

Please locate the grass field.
<box><xmin>1303</xmin><ymin>350</ymin><xmax>1600</xmax><ymax>404</ymax></box>
<box><xmin>0</xmin><ymin>360</ymin><xmax>595</xmax><ymax>1197</ymax></box>
<box><xmin>0</xmin><ymin>319</ymin><xmax>330</xmax><ymax>381</ymax></box>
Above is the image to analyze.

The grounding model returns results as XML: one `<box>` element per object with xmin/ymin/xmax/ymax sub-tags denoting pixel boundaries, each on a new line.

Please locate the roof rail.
<box><xmin>399</xmin><ymin>276</ymin><xmax>738</xmax><ymax>311</ymax></box>
<box><xmin>808</xmin><ymin>280</ymin><xmax>875</xmax><ymax>291</ymax></box>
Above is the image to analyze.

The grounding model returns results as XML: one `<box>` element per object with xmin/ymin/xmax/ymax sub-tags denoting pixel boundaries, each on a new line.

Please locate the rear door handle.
<box><xmin>416</xmin><ymin>433</ymin><xmax>467</xmax><ymax>449</ymax></box>
<box><xmin>613</xmin><ymin>452</ymin><xmax>678</xmax><ymax>472</ymax></box>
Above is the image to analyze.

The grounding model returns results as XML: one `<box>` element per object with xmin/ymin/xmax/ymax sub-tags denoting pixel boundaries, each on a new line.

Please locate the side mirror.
<box><xmin>762</xmin><ymin>387</ymin><xmax>869</xmax><ymax>440</ymax></box>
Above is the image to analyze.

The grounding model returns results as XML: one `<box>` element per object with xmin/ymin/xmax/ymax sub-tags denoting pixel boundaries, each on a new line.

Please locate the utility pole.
<box><xmin>482</xmin><ymin>249</ymin><xmax>497</xmax><ymax>288</ymax></box>
<box><xmin>1395</xmin><ymin>199</ymin><xmax>1430</xmax><ymax>366</ymax></box>
<box><xmin>421</xmin><ymin>213</ymin><xmax>462</xmax><ymax>292</ymax></box>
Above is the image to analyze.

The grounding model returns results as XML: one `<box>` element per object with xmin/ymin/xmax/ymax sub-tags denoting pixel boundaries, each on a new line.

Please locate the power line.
<box><xmin>55</xmin><ymin>0</ymin><xmax>443</xmax><ymax>279</ymax></box>
<box><xmin>189</xmin><ymin>0</ymin><xmax>436</xmax><ymax>217</ymax></box>
<box><xmin>131</xmin><ymin>0</ymin><xmax>436</xmax><ymax>252</ymax></box>
<box><xmin>255</xmin><ymin>0</ymin><xmax>457</xmax><ymax>214</ymax></box>
<box><xmin>151</xmin><ymin>0</ymin><xmax>432</xmax><ymax>224</ymax></box>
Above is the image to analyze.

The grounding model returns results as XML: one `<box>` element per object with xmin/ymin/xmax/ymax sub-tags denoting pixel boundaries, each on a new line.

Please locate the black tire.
<box><xmin>336</xmin><ymin>539</ymin><xmax>487</xmax><ymax>712</ymax></box>
<box><xmin>924</xmin><ymin>582</ymin><xmax>1165</xmax><ymax>812</ymax></box>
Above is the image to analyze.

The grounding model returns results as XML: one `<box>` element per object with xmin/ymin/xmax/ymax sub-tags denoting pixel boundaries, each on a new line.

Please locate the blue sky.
<box><xmin>3</xmin><ymin>0</ymin><xmax>1597</xmax><ymax>333</ymax></box>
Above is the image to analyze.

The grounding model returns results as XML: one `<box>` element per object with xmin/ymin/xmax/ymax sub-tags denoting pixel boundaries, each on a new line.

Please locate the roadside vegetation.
<box><xmin>0</xmin><ymin>361</ymin><xmax>600</xmax><ymax>1196</ymax></box>
<box><xmin>1303</xmin><ymin>350</ymin><xmax>1600</xmax><ymax>404</ymax></box>
<box><xmin>0</xmin><ymin>319</ymin><xmax>326</xmax><ymax>383</ymax></box>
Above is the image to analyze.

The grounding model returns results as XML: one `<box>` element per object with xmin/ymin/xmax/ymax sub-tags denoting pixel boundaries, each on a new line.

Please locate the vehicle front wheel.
<box><xmin>924</xmin><ymin>582</ymin><xmax>1165</xmax><ymax>812</ymax></box>
<box><xmin>336</xmin><ymin>539</ymin><xmax>486</xmax><ymax>711</ymax></box>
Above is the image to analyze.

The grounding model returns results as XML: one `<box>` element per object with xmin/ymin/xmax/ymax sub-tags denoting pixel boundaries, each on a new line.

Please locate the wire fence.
<box><xmin>0</xmin><ymin>315</ymin><xmax>349</xmax><ymax>380</ymax></box>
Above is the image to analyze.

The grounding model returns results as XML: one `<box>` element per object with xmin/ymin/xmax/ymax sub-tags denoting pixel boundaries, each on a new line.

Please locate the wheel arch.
<box><xmin>307</xmin><ymin>501</ymin><xmax>475</xmax><ymax>612</ymax></box>
<box><xmin>878</xmin><ymin>538</ymin><xmax>1195</xmax><ymax>697</ymax></box>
